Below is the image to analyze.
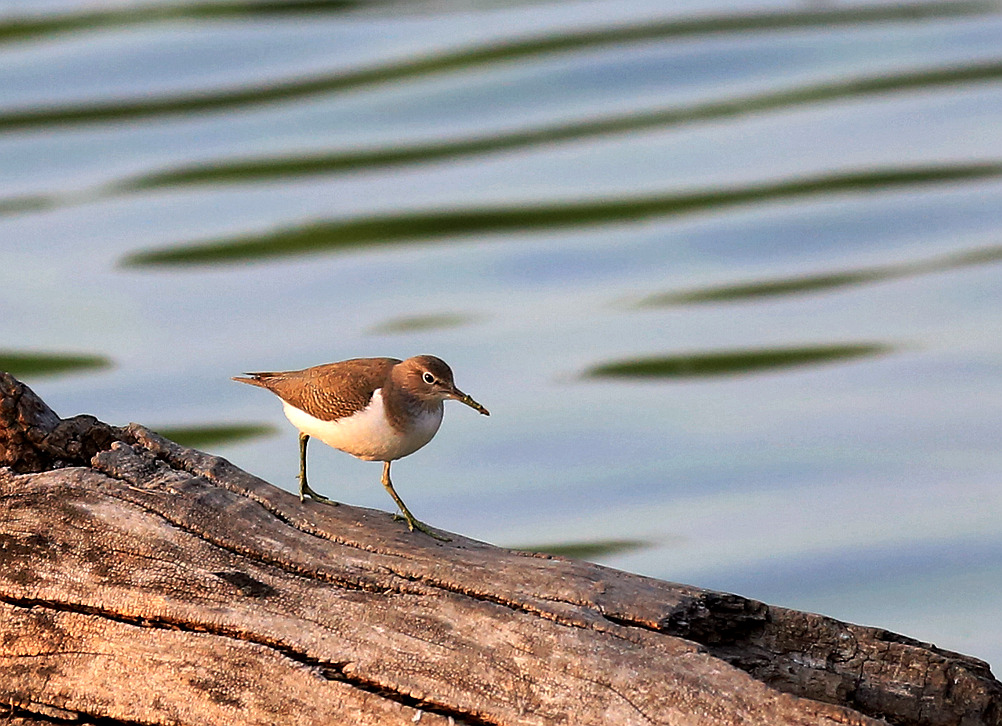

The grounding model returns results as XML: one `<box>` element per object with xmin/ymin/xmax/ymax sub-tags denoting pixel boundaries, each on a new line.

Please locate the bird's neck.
<box><xmin>382</xmin><ymin>376</ymin><xmax>442</xmax><ymax>434</ymax></box>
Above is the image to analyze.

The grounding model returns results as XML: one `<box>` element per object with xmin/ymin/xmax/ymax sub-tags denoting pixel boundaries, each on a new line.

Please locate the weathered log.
<box><xmin>1</xmin><ymin>371</ymin><xmax>999</xmax><ymax>726</ymax></box>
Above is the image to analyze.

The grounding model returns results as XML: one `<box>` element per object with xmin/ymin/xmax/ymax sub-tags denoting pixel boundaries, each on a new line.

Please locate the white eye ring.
<box><xmin>422</xmin><ymin>372</ymin><xmax>436</xmax><ymax>384</ymax></box>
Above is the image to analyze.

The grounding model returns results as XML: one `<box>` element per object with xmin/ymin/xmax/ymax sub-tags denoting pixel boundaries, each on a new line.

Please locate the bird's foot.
<box><xmin>393</xmin><ymin>511</ymin><xmax>451</xmax><ymax>542</ymax></box>
<box><xmin>299</xmin><ymin>480</ymin><xmax>338</xmax><ymax>506</ymax></box>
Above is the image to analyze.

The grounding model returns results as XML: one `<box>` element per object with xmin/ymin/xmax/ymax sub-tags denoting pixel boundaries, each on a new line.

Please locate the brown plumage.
<box><xmin>234</xmin><ymin>357</ymin><xmax>399</xmax><ymax>423</ymax></box>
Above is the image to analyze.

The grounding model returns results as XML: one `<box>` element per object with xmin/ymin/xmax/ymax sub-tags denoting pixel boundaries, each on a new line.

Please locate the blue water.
<box><xmin>2</xmin><ymin>0</ymin><xmax>1001</xmax><ymax>669</ymax></box>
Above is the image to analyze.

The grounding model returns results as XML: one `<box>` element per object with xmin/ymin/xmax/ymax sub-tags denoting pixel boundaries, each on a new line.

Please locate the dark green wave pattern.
<box><xmin>0</xmin><ymin>2</ymin><xmax>993</xmax><ymax>130</ymax></box>
<box><xmin>154</xmin><ymin>423</ymin><xmax>278</xmax><ymax>448</ymax></box>
<box><xmin>120</xmin><ymin>163</ymin><xmax>1002</xmax><ymax>267</ymax></box>
<box><xmin>584</xmin><ymin>343</ymin><xmax>892</xmax><ymax>379</ymax></box>
<box><xmin>0</xmin><ymin>351</ymin><xmax>112</xmax><ymax>377</ymax></box>
<box><xmin>0</xmin><ymin>1</ymin><xmax>385</xmax><ymax>44</ymax></box>
<box><xmin>369</xmin><ymin>313</ymin><xmax>480</xmax><ymax>335</ymax></box>
<box><xmin>119</xmin><ymin>61</ymin><xmax>1002</xmax><ymax>190</ymax></box>
<box><xmin>516</xmin><ymin>539</ymin><xmax>649</xmax><ymax>560</ymax></box>
<box><xmin>5</xmin><ymin>59</ymin><xmax>993</xmax><ymax>217</ymax></box>
<box><xmin>637</xmin><ymin>244</ymin><xmax>1002</xmax><ymax>306</ymax></box>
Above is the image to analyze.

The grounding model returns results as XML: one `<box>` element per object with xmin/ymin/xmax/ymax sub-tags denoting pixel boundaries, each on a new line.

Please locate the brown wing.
<box><xmin>233</xmin><ymin>357</ymin><xmax>399</xmax><ymax>422</ymax></box>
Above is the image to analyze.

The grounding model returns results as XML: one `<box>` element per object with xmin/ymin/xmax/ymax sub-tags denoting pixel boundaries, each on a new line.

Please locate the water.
<box><xmin>2</xmin><ymin>0</ymin><xmax>1001</xmax><ymax>670</ymax></box>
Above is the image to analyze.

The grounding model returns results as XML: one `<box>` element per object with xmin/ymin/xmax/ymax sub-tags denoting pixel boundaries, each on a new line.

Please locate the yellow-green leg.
<box><xmin>298</xmin><ymin>433</ymin><xmax>337</xmax><ymax>505</ymax></box>
<box><xmin>381</xmin><ymin>461</ymin><xmax>449</xmax><ymax>541</ymax></box>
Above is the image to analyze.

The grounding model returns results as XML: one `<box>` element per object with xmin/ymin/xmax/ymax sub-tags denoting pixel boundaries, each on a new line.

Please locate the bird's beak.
<box><xmin>450</xmin><ymin>387</ymin><xmax>490</xmax><ymax>416</ymax></box>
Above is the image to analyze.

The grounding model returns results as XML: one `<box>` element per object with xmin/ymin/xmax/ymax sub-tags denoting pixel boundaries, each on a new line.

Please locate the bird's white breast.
<box><xmin>282</xmin><ymin>388</ymin><xmax>443</xmax><ymax>462</ymax></box>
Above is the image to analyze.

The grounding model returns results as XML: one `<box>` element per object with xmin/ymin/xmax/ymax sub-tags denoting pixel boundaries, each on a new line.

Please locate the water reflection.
<box><xmin>114</xmin><ymin>60</ymin><xmax>1002</xmax><ymax>191</ymax></box>
<box><xmin>0</xmin><ymin>1</ymin><xmax>992</xmax><ymax>131</ymax></box>
<box><xmin>0</xmin><ymin>1</ymin><xmax>389</xmax><ymax>45</ymax></box>
<box><xmin>153</xmin><ymin>423</ymin><xmax>278</xmax><ymax>448</ymax></box>
<box><xmin>514</xmin><ymin>539</ymin><xmax>650</xmax><ymax>560</ymax></box>
<box><xmin>369</xmin><ymin>313</ymin><xmax>481</xmax><ymax>335</ymax></box>
<box><xmin>584</xmin><ymin>343</ymin><xmax>891</xmax><ymax>379</ymax></box>
<box><xmin>0</xmin><ymin>351</ymin><xmax>112</xmax><ymax>378</ymax></box>
<box><xmin>120</xmin><ymin>163</ymin><xmax>1002</xmax><ymax>267</ymax></box>
<box><xmin>635</xmin><ymin>244</ymin><xmax>1002</xmax><ymax>305</ymax></box>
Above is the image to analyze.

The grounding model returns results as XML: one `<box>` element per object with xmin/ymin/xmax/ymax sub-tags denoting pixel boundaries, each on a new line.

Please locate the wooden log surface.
<box><xmin>1</xmin><ymin>371</ymin><xmax>1000</xmax><ymax>725</ymax></box>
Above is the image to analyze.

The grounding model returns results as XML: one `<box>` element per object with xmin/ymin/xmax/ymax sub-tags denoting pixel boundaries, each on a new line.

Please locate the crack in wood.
<box><xmin>572</xmin><ymin>672</ymin><xmax>658</xmax><ymax>725</ymax></box>
<box><xmin>6</xmin><ymin>700</ymin><xmax>154</xmax><ymax>725</ymax></box>
<box><xmin>0</xmin><ymin>593</ymin><xmax>495</xmax><ymax>726</ymax></box>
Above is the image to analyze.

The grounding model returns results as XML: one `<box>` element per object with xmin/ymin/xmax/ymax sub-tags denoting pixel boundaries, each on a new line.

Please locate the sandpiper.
<box><xmin>233</xmin><ymin>355</ymin><xmax>489</xmax><ymax>540</ymax></box>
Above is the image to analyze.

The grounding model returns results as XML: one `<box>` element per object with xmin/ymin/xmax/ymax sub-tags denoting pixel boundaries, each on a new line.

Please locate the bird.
<box><xmin>233</xmin><ymin>355</ymin><xmax>489</xmax><ymax>540</ymax></box>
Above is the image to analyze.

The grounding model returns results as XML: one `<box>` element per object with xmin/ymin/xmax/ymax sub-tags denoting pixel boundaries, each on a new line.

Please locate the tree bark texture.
<box><xmin>1</xmin><ymin>372</ymin><xmax>999</xmax><ymax>725</ymax></box>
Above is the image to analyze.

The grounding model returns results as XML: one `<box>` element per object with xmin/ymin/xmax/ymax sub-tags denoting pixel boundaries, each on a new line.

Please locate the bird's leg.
<box><xmin>382</xmin><ymin>461</ymin><xmax>450</xmax><ymax>541</ymax></box>
<box><xmin>298</xmin><ymin>432</ymin><xmax>337</xmax><ymax>505</ymax></box>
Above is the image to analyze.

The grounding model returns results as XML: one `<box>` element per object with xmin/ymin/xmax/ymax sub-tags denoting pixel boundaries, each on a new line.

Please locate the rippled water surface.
<box><xmin>3</xmin><ymin>0</ymin><xmax>1001</xmax><ymax>668</ymax></box>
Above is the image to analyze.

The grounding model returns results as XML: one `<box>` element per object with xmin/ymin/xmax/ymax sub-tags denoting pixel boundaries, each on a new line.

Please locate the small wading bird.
<box><xmin>233</xmin><ymin>355</ymin><xmax>489</xmax><ymax>540</ymax></box>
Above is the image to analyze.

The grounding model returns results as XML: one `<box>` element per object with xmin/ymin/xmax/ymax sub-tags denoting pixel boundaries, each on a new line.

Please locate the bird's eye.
<box><xmin>422</xmin><ymin>372</ymin><xmax>436</xmax><ymax>384</ymax></box>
